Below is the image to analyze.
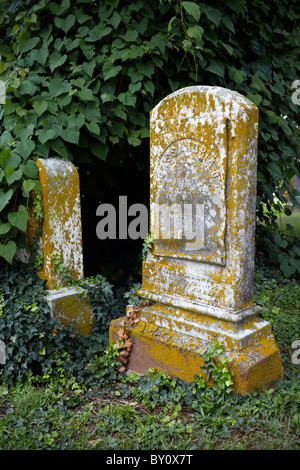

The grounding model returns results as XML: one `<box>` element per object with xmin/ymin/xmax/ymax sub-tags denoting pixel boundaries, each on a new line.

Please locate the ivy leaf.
<box><xmin>6</xmin><ymin>167</ymin><xmax>22</xmax><ymax>185</ymax></box>
<box><xmin>0</xmin><ymin>222</ymin><xmax>11</xmax><ymax>235</ymax></box>
<box><xmin>8</xmin><ymin>205</ymin><xmax>28</xmax><ymax>233</ymax></box>
<box><xmin>0</xmin><ymin>240</ymin><xmax>17</xmax><ymax>264</ymax></box>
<box><xmin>229</xmin><ymin>67</ymin><xmax>246</xmax><ymax>85</ymax></box>
<box><xmin>102</xmin><ymin>62</ymin><xmax>122</xmax><ymax>80</ymax></box>
<box><xmin>0</xmin><ymin>189</ymin><xmax>13</xmax><ymax>212</ymax></box>
<box><xmin>33</xmin><ymin>100</ymin><xmax>47</xmax><ymax>117</ymax></box>
<box><xmin>206</xmin><ymin>61</ymin><xmax>225</xmax><ymax>77</ymax></box>
<box><xmin>36</xmin><ymin>129</ymin><xmax>56</xmax><ymax>144</ymax></box>
<box><xmin>136</xmin><ymin>61</ymin><xmax>155</xmax><ymax>78</ymax></box>
<box><xmin>21</xmin><ymin>160</ymin><xmax>38</xmax><ymax>179</ymax></box>
<box><xmin>23</xmin><ymin>179</ymin><xmax>42</xmax><ymax>195</ymax></box>
<box><xmin>77</xmin><ymin>87</ymin><xmax>95</xmax><ymax>101</ymax></box>
<box><xmin>54</xmin><ymin>14</ymin><xmax>75</xmax><ymax>33</ymax></box>
<box><xmin>15</xmin><ymin>140</ymin><xmax>36</xmax><ymax>159</ymax></box>
<box><xmin>60</xmin><ymin>125</ymin><xmax>80</xmax><ymax>144</ymax></box>
<box><xmin>91</xmin><ymin>141</ymin><xmax>108</xmax><ymax>160</ymax></box>
<box><xmin>182</xmin><ymin>2</ymin><xmax>201</xmax><ymax>22</ymax></box>
<box><xmin>19</xmin><ymin>33</ymin><xmax>40</xmax><ymax>54</ymax></box>
<box><xmin>85</xmin><ymin>122</ymin><xmax>100</xmax><ymax>135</ymax></box>
<box><xmin>48</xmin><ymin>78</ymin><xmax>71</xmax><ymax>98</ymax></box>
<box><xmin>49</xmin><ymin>51</ymin><xmax>68</xmax><ymax>72</ymax></box>
<box><xmin>187</xmin><ymin>25</ymin><xmax>204</xmax><ymax>42</ymax></box>
<box><xmin>202</xmin><ymin>5</ymin><xmax>222</xmax><ymax>27</ymax></box>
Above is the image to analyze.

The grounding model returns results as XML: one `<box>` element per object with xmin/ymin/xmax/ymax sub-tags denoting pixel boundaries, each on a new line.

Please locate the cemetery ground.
<box><xmin>0</xmin><ymin>259</ymin><xmax>299</xmax><ymax>451</ymax></box>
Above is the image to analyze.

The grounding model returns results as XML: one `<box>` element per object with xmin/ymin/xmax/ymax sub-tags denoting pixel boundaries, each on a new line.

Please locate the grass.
<box><xmin>0</xmin><ymin>265</ymin><xmax>299</xmax><ymax>451</ymax></box>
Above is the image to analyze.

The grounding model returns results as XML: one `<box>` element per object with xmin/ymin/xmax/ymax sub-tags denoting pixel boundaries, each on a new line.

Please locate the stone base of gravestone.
<box><xmin>109</xmin><ymin>318</ymin><xmax>282</xmax><ymax>395</ymax></box>
<box><xmin>46</xmin><ymin>287</ymin><xmax>95</xmax><ymax>337</ymax></box>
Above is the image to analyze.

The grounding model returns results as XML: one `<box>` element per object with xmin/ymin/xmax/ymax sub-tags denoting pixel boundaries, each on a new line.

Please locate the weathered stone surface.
<box><xmin>36</xmin><ymin>158</ymin><xmax>94</xmax><ymax>336</ymax></box>
<box><xmin>37</xmin><ymin>157</ymin><xmax>84</xmax><ymax>289</ymax></box>
<box><xmin>46</xmin><ymin>288</ymin><xmax>95</xmax><ymax>337</ymax></box>
<box><xmin>0</xmin><ymin>339</ymin><xmax>5</xmax><ymax>364</ymax></box>
<box><xmin>110</xmin><ymin>85</ymin><xmax>282</xmax><ymax>393</ymax></box>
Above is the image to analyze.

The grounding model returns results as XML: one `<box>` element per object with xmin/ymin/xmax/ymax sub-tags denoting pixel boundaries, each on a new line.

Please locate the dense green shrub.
<box><xmin>0</xmin><ymin>0</ymin><xmax>299</xmax><ymax>275</ymax></box>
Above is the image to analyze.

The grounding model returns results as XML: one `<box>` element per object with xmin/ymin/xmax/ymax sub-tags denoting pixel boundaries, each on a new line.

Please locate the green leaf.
<box><xmin>21</xmin><ymin>160</ymin><xmax>39</xmax><ymax>179</ymax></box>
<box><xmin>50</xmin><ymin>139</ymin><xmax>69</xmax><ymax>159</ymax></box>
<box><xmin>122</xmin><ymin>29</ymin><xmax>139</xmax><ymax>42</ymax></box>
<box><xmin>33</xmin><ymin>100</ymin><xmax>48</xmax><ymax>116</ymax></box>
<box><xmin>35</xmin><ymin>44</ymin><xmax>49</xmax><ymax>65</ymax></box>
<box><xmin>137</xmin><ymin>61</ymin><xmax>155</xmax><ymax>78</ymax></box>
<box><xmin>15</xmin><ymin>140</ymin><xmax>36</xmax><ymax>159</ymax></box>
<box><xmin>118</xmin><ymin>92</ymin><xmax>136</xmax><ymax>107</ymax></box>
<box><xmin>49</xmin><ymin>51</ymin><xmax>68</xmax><ymax>72</ymax></box>
<box><xmin>202</xmin><ymin>5</ymin><xmax>222</xmax><ymax>27</ymax></box>
<box><xmin>6</xmin><ymin>167</ymin><xmax>22</xmax><ymax>185</ymax></box>
<box><xmin>222</xmin><ymin>15</ymin><xmax>235</xmax><ymax>33</ymax></box>
<box><xmin>54</xmin><ymin>14</ymin><xmax>75</xmax><ymax>33</ymax></box>
<box><xmin>77</xmin><ymin>87</ymin><xmax>95</xmax><ymax>101</ymax></box>
<box><xmin>0</xmin><ymin>189</ymin><xmax>13</xmax><ymax>212</ymax></box>
<box><xmin>61</xmin><ymin>125</ymin><xmax>80</xmax><ymax>144</ymax></box>
<box><xmin>251</xmin><ymin>76</ymin><xmax>266</xmax><ymax>92</ymax></box>
<box><xmin>206</xmin><ymin>61</ymin><xmax>225</xmax><ymax>77</ymax></box>
<box><xmin>182</xmin><ymin>2</ymin><xmax>201</xmax><ymax>22</ymax></box>
<box><xmin>91</xmin><ymin>141</ymin><xmax>108</xmax><ymax>160</ymax></box>
<box><xmin>229</xmin><ymin>67</ymin><xmax>246</xmax><ymax>85</ymax></box>
<box><xmin>102</xmin><ymin>62</ymin><xmax>122</xmax><ymax>80</ymax></box>
<box><xmin>8</xmin><ymin>205</ymin><xmax>28</xmax><ymax>233</ymax></box>
<box><xmin>187</xmin><ymin>25</ymin><xmax>204</xmax><ymax>42</ymax></box>
<box><xmin>85</xmin><ymin>122</ymin><xmax>100</xmax><ymax>135</ymax></box>
<box><xmin>36</xmin><ymin>128</ymin><xmax>56</xmax><ymax>144</ymax></box>
<box><xmin>19</xmin><ymin>33</ymin><xmax>40</xmax><ymax>54</ymax></box>
<box><xmin>280</xmin><ymin>259</ymin><xmax>296</xmax><ymax>278</ymax></box>
<box><xmin>0</xmin><ymin>222</ymin><xmax>11</xmax><ymax>235</ymax></box>
<box><xmin>0</xmin><ymin>240</ymin><xmax>17</xmax><ymax>264</ymax></box>
<box><xmin>48</xmin><ymin>78</ymin><xmax>71</xmax><ymax>98</ymax></box>
<box><xmin>23</xmin><ymin>179</ymin><xmax>42</xmax><ymax>195</ymax></box>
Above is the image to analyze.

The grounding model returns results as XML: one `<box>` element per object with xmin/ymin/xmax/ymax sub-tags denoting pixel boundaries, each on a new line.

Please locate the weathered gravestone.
<box><xmin>34</xmin><ymin>158</ymin><xmax>94</xmax><ymax>336</ymax></box>
<box><xmin>109</xmin><ymin>86</ymin><xmax>283</xmax><ymax>394</ymax></box>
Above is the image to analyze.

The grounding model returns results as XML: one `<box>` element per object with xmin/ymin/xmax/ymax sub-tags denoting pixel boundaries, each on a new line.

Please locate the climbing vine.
<box><xmin>0</xmin><ymin>0</ymin><xmax>299</xmax><ymax>276</ymax></box>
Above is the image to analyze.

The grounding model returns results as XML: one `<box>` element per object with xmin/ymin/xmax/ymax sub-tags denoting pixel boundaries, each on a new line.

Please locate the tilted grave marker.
<box><xmin>36</xmin><ymin>158</ymin><xmax>94</xmax><ymax>336</ymax></box>
<box><xmin>110</xmin><ymin>86</ymin><xmax>282</xmax><ymax>394</ymax></box>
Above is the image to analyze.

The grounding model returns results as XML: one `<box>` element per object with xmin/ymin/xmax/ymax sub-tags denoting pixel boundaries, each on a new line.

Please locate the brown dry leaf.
<box><xmin>117</xmin><ymin>355</ymin><xmax>128</xmax><ymax>364</ymax></box>
<box><xmin>117</xmin><ymin>327</ymin><xmax>127</xmax><ymax>339</ymax></box>
<box><xmin>118</xmin><ymin>365</ymin><xmax>126</xmax><ymax>373</ymax></box>
<box><xmin>123</xmin><ymin>338</ymin><xmax>133</xmax><ymax>350</ymax></box>
<box><xmin>89</xmin><ymin>438</ymin><xmax>102</xmax><ymax>446</ymax></box>
<box><xmin>120</xmin><ymin>350</ymin><xmax>129</xmax><ymax>358</ymax></box>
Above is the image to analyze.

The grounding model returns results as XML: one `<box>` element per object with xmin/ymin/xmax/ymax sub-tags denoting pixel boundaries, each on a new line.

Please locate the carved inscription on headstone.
<box><xmin>151</xmin><ymin>134</ymin><xmax>227</xmax><ymax>265</ymax></box>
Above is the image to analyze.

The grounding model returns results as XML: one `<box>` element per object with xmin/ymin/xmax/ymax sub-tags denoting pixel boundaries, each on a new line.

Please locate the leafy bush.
<box><xmin>0</xmin><ymin>0</ymin><xmax>299</xmax><ymax>275</ymax></box>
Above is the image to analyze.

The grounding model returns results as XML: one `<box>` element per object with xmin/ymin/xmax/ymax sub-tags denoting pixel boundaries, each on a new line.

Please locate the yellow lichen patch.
<box><xmin>46</xmin><ymin>288</ymin><xmax>95</xmax><ymax>336</ymax></box>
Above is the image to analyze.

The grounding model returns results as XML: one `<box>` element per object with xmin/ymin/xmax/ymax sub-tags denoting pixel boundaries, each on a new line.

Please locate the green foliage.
<box><xmin>0</xmin><ymin>0</ymin><xmax>299</xmax><ymax>275</ymax></box>
<box><xmin>0</xmin><ymin>260</ymin><xmax>127</xmax><ymax>384</ymax></box>
<box><xmin>254</xmin><ymin>266</ymin><xmax>300</xmax><ymax>367</ymax></box>
<box><xmin>0</xmin><ymin>262</ymin><xmax>299</xmax><ymax>450</ymax></box>
<box><xmin>141</xmin><ymin>231</ymin><xmax>153</xmax><ymax>260</ymax></box>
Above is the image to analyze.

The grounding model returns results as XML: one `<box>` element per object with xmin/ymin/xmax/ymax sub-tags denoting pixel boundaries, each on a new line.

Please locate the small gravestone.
<box><xmin>0</xmin><ymin>339</ymin><xmax>5</xmax><ymax>364</ymax></box>
<box><xmin>110</xmin><ymin>86</ymin><xmax>282</xmax><ymax>394</ymax></box>
<box><xmin>36</xmin><ymin>157</ymin><xmax>84</xmax><ymax>288</ymax></box>
<box><xmin>35</xmin><ymin>158</ymin><xmax>94</xmax><ymax>336</ymax></box>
